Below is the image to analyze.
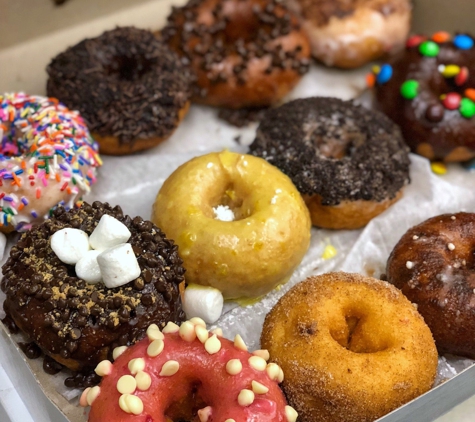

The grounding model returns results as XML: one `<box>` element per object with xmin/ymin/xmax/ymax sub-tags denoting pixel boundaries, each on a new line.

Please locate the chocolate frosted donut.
<box><xmin>1</xmin><ymin>201</ymin><xmax>186</xmax><ymax>372</ymax></box>
<box><xmin>47</xmin><ymin>27</ymin><xmax>192</xmax><ymax>155</ymax></box>
<box><xmin>386</xmin><ymin>212</ymin><xmax>475</xmax><ymax>359</ymax></box>
<box><xmin>372</xmin><ymin>32</ymin><xmax>475</xmax><ymax>162</ymax></box>
<box><xmin>249</xmin><ymin>97</ymin><xmax>410</xmax><ymax>229</ymax></box>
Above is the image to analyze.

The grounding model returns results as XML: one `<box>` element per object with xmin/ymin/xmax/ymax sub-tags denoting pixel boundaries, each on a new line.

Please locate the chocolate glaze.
<box><xmin>47</xmin><ymin>27</ymin><xmax>192</xmax><ymax>145</ymax></box>
<box><xmin>374</xmin><ymin>36</ymin><xmax>475</xmax><ymax>161</ymax></box>
<box><xmin>249</xmin><ymin>97</ymin><xmax>410</xmax><ymax>206</ymax></box>
<box><xmin>387</xmin><ymin>212</ymin><xmax>475</xmax><ymax>359</ymax></box>
<box><xmin>1</xmin><ymin>201</ymin><xmax>186</xmax><ymax>372</ymax></box>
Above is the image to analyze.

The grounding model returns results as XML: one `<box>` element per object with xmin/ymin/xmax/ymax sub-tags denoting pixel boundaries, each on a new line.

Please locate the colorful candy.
<box><xmin>453</xmin><ymin>34</ymin><xmax>474</xmax><ymax>50</ymax></box>
<box><xmin>460</xmin><ymin>98</ymin><xmax>475</xmax><ymax>119</ymax></box>
<box><xmin>419</xmin><ymin>41</ymin><xmax>440</xmax><ymax>57</ymax></box>
<box><xmin>455</xmin><ymin>67</ymin><xmax>469</xmax><ymax>86</ymax></box>
<box><xmin>441</xmin><ymin>93</ymin><xmax>462</xmax><ymax>110</ymax></box>
<box><xmin>430</xmin><ymin>162</ymin><xmax>447</xmax><ymax>175</ymax></box>
<box><xmin>431</xmin><ymin>31</ymin><xmax>451</xmax><ymax>43</ymax></box>
<box><xmin>406</xmin><ymin>35</ymin><xmax>426</xmax><ymax>48</ymax></box>
<box><xmin>376</xmin><ymin>64</ymin><xmax>393</xmax><ymax>84</ymax></box>
<box><xmin>400</xmin><ymin>80</ymin><xmax>419</xmax><ymax>99</ymax></box>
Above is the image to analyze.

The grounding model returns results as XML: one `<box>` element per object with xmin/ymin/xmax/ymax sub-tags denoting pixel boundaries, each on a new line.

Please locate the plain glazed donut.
<box><xmin>152</xmin><ymin>150</ymin><xmax>311</xmax><ymax>300</ymax></box>
<box><xmin>0</xmin><ymin>93</ymin><xmax>101</xmax><ymax>232</ymax></box>
<box><xmin>161</xmin><ymin>0</ymin><xmax>311</xmax><ymax>109</ymax></box>
<box><xmin>1</xmin><ymin>201</ymin><xmax>186</xmax><ymax>372</ymax></box>
<box><xmin>261</xmin><ymin>272</ymin><xmax>438</xmax><ymax>422</ymax></box>
<box><xmin>249</xmin><ymin>97</ymin><xmax>410</xmax><ymax>229</ymax></box>
<box><xmin>47</xmin><ymin>27</ymin><xmax>192</xmax><ymax>155</ymax></box>
<box><xmin>372</xmin><ymin>32</ymin><xmax>475</xmax><ymax>162</ymax></box>
<box><xmin>287</xmin><ymin>0</ymin><xmax>412</xmax><ymax>68</ymax></box>
<box><xmin>82</xmin><ymin>320</ymin><xmax>297</xmax><ymax>422</ymax></box>
<box><xmin>386</xmin><ymin>212</ymin><xmax>475</xmax><ymax>359</ymax></box>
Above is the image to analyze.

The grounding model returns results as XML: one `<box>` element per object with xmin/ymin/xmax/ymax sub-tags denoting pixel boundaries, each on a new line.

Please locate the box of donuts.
<box><xmin>1</xmin><ymin>0</ymin><xmax>475</xmax><ymax>421</ymax></box>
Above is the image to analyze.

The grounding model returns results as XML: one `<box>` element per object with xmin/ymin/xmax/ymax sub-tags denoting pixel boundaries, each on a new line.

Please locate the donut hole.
<box><xmin>208</xmin><ymin>183</ymin><xmax>251</xmax><ymax>221</ymax></box>
<box><xmin>163</xmin><ymin>381</ymin><xmax>207</xmax><ymax>420</ymax></box>
<box><xmin>106</xmin><ymin>54</ymin><xmax>153</xmax><ymax>81</ymax></box>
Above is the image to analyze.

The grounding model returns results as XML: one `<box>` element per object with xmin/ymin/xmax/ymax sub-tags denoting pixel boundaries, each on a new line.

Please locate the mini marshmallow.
<box><xmin>89</xmin><ymin>215</ymin><xmax>131</xmax><ymax>251</ymax></box>
<box><xmin>213</xmin><ymin>205</ymin><xmax>234</xmax><ymax>222</ymax></box>
<box><xmin>75</xmin><ymin>250</ymin><xmax>102</xmax><ymax>284</ymax></box>
<box><xmin>97</xmin><ymin>243</ymin><xmax>141</xmax><ymax>289</ymax></box>
<box><xmin>183</xmin><ymin>284</ymin><xmax>224</xmax><ymax>324</ymax></box>
<box><xmin>0</xmin><ymin>231</ymin><xmax>6</xmax><ymax>261</ymax></box>
<box><xmin>51</xmin><ymin>228</ymin><xmax>90</xmax><ymax>265</ymax></box>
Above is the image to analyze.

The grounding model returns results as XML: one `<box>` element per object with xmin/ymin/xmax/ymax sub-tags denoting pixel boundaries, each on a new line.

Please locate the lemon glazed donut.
<box><xmin>0</xmin><ymin>93</ymin><xmax>101</xmax><ymax>232</ymax></box>
<box><xmin>261</xmin><ymin>272</ymin><xmax>438</xmax><ymax>422</ymax></box>
<box><xmin>152</xmin><ymin>150</ymin><xmax>311</xmax><ymax>301</ymax></box>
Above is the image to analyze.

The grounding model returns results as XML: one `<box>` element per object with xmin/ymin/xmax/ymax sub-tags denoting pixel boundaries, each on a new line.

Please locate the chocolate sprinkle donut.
<box><xmin>1</xmin><ymin>201</ymin><xmax>186</xmax><ymax>372</ymax></box>
<box><xmin>46</xmin><ymin>27</ymin><xmax>192</xmax><ymax>145</ymax></box>
<box><xmin>249</xmin><ymin>97</ymin><xmax>410</xmax><ymax>206</ymax></box>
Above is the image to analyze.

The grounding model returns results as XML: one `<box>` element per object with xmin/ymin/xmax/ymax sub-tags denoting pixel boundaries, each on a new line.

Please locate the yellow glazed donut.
<box><xmin>152</xmin><ymin>150</ymin><xmax>311</xmax><ymax>300</ymax></box>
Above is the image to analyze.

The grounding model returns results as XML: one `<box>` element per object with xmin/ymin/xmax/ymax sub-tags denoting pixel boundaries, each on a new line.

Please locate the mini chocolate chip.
<box><xmin>118</xmin><ymin>306</ymin><xmax>130</xmax><ymax>321</ymax></box>
<box><xmin>113</xmin><ymin>296</ymin><xmax>123</xmax><ymax>308</ymax></box>
<box><xmin>143</xmin><ymin>269</ymin><xmax>153</xmax><ymax>283</ymax></box>
<box><xmin>425</xmin><ymin>103</ymin><xmax>445</xmax><ymax>123</ymax></box>
<box><xmin>44</xmin><ymin>300</ymin><xmax>56</xmax><ymax>311</ymax></box>
<box><xmin>90</xmin><ymin>305</ymin><xmax>102</xmax><ymax>316</ymax></box>
<box><xmin>78</xmin><ymin>305</ymin><xmax>89</xmax><ymax>316</ymax></box>
<box><xmin>132</xmin><ymin>245</ymin><xmax>142</xmax><ymax>255</ymax></box>
<box><xmin>57</xmin><ymin>298</ymin><xmax>67</xmax><ymax>309</ymax></box>
<box><xmin>141</xmin><ymin>294</ymin><xmax>154</xmax><ymax>306</ymax></box>
<box><xmin>19</xmin><ymin>342</ymin><xmax>42</xmax><ymax>359</ymax></box>
<box><xmin>61</xmin><ymin>309</ymin><xmax>70</xmax><ymax>322</ymax></box>
<box><xmin>66</xmin><ymin>341</ymin><xmax>78</xmax><ymax>353</ymax></box>
<box><xmin>69</xmin><ymin>328</ymin><xmax>81</xmax><ymax>340</ymax></box>
<box><xmin>43</xmin><ymin>355</ymin><xmax>63</xmax><ymax>375</ymax></box>
<box><xmin>134</xmin><ymin>279</ymin><xmax>145</xmax><ymax>290</ymax></box>
<box><xmin>76</xmin><ymin>316</ymin><xmax>87</xmax><ymax>327</ymax></box>
<box><xmin>91</xmin><ymin>291</ymin><xmax>99</xmax><ymax>302</ymax></box>
<box><xmin>43</xmin><ymin>288</ymin><xmax>53</xmax><ymax>300</ymax></box>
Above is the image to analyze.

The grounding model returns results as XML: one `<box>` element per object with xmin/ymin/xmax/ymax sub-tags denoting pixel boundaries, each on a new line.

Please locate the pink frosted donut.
<box><xmin>82</xmin><ymin>320</ymin><xmax>297</xmax><ymax>422</ymax></box>
<box><xmin>0</xmin><ymin>93</ymin><xmax>101</xmax><ymax>232</ymax></box>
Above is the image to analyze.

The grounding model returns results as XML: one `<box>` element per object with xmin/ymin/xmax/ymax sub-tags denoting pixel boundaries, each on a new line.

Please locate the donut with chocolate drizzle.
<box><xmin>1</xmin><ymin>201</ymin><xmax>186</xmax><ymax>372</ymax></box>
<box><xmin>161</xmin><ymin>0</ymin><xmax>311</xmax><ymax>109</ymax></box>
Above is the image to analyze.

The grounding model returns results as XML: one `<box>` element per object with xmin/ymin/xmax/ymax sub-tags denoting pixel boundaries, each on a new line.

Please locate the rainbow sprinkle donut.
<box><xmin>0</xmin><ymin>93</ymin><xmax>102</xmax><ymax>231</ymax></box>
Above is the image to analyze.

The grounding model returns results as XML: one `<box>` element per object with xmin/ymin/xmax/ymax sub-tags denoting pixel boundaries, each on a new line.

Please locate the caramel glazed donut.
<box><xmin>386</xmin><ymin>212</ymin><xmax>475</xmax><ymax>359</ymax></box>
<box><xmin>249</xmin><ymin>97</ymin><xmax>410</xmax><ymax>230</ymax></box>
<box><xmin>161</xmin><ymin>0</ymin><xmax>311</xmax><ymax>109</ymax></box>
<box><xmin>372</xmin><ymin>32</ymin><xmax>475</xmax><ymax>162</ymax></box>
<box><xmin>261</xmin><ymin>272</ymin><xmax>438</xmax><ymax>422</ymax></box>
<box><xmin>1</xmin><ymin>201</ymin><xmax>186</xmax><ymax>373</ymax></box>
<box><xmin>47</xmin><ymin>27</ymin><xmax>192</xmax><ymax>155</ymax></box>
<box><xmin>286</xmin><ymin>0</ymin><xmax>412</xmax><ymax>68</ymax></box>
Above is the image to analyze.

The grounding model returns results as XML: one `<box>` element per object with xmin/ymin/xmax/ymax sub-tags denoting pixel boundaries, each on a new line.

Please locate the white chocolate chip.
<box><xmin>160</xmin><ymin>360</ymin><xmax>180</xmax><ymax>376</ymax></box>
<box><xmin>252</xmin><ymin>349</ymin><xmax>270</xmax><ymax>361</ymax></box>
<box><xmin>197</xmin><ymin>406</ymin><xmax>212</xmax><ymax>422</ymax></box>
<box><xmin>234</xmin><ymin>334</ymin><xmax>247</xmax><ymax>351</ymax></box>
<box><xmin>135</xmin><ymin>371</ymin><xmax>152</xmax><ymax>391</ymax></box>
<box><xmin>179</xmin><ymin>321</ymin><xmax>197</xmax><ymax>342</ymax></box>
<box><xmin>119</xmin><ymin>394</ymin><xmax>143</xmax><ymax>415</ymax></box>
<box><xmin>224</xmin><ymin>420</ymin><xmax>236</xmax><ymax>422</ymax></box>
<box><xmin>226</xmin><ymin>359</ymin><xmax>243</xmax><ymax>375</ymax></box>
<box><xmin>188</xmin><ymin>317</ymin><xmax>207</xmax><ymax>327</ymax></box>
<box><xmin>86</xmin><ymin>386</ymin><xmax>101</xmax><ymax>406</ymax></box>
<box><xmin>204</xmin><ymin>334</ymin><xmax>221</xmax><ymax>354</ymax></box>
<box><xmin>248</xmin><ymin>356</ymin><xmax>267</xmax><ymax>371</ymax></box>
<box><xmin>266</xmin><ymin>363</ymin><xmax>281</xmax><ymax>380</ymax></box>
<box><xmin>79</xmin><ymin>388</ymin><xmax>90</xmax><ymax>407</ymax></box>
<box><xmin>113</xmin><ymin>346</ymin><xmax>128</xmax><ymax>360</ymax></box>
<box><xmin>285</xmin><ymin>405</ymin><xmax>298</xmax><ymax>422</ymax></box>
<box><xmin>51</xmin><ymin>228</ymin><xmax>90</xmax><ymax>265</ymax></box>
<box><xmin>128</xmin><ymin>358</ymin><xmax>145</xmax><ymax>375</ymax></box>
<box><xmin>146</xmin><ymin>324</ymin><xmax>164</xmax><ymax>341</ymax></box>
<box><xmin>183</xmin><ymin>284</ymin><xmax>224</xmax><ymax>324</ymax></box>
<box><xmin>447</xmin><ymin>243</ymin><xmax>455</xmax><ymax>251</ymax></box>
<box><xmin>451</xmin><ymin>216</ymin><xmax>456</xmax><ymax>220</ymax></box>
<box><xmin>117</xmin><ymin>375</ymin><xmax>136</xmax><ymax>394</ymax></box>
<box><xmin>147</xmin><ymin>339</ymin><xmax>165</xmax><ymax>357</ymax></box>
<box><xmin>162</xmin><ymin>321</ymin><xmax>180</xmax><ymax>333</ymax></box>
<box><xmin>213</xmin><ymin>205</ymin><xmax>234</xmax><ymax>221</ymax></box>
<box><xmin>89</xmin><ymin>214</ymin><xmax>131</xmax><ymax>251</ymax></box>
<box><xmin>97</xmin><ymin>243</ymin><xmax>141</xmax><ymax>289</ymax></box>
<box><xmin>195</xmin><ymin>325</ymin><xmax>209</xmax><ymax>343</ymax></box>
<box><xmin>252</xmin><ymin>380</ymin><xmax>269</xmax><ymax>394</ymax></box>
<box><xmin>238</xmin><ymin>389</ymin><xmax>255</xmax><ymax>407</ymax></box>
<box><xmin>94</xmin><ymin>360</ymin><xmax>113</xmax><ymax>377</ymax></box>
<box><xmin>412</xmin><ymin>235</ymin><xmax>419</xmax><ymax>240</ymax></box>
<box><xmin>211</xmin><ymin>327</ymin><xmax>223</xmax><ymax>337</ymax></box>
<box><xmin>406</xmin><ymin>261</ymin><xmax>414</xmax><ymax>269</ymax></box>
<box><xmin>75</xmin><ymin>250</ymin><xmax>102</xmax><ymax>284</ymax></box>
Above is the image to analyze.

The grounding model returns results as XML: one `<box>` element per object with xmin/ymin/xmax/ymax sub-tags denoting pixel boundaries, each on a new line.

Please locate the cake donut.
<box><xmin>386</xmin><ymin>212</ymin><xmax>475</xmax><ymax>359</ymax></box>
<box><xmin>261</xmin><ymin>272</ymin><xmax>438</xmax><ymax>422</ymax></box>
<box><xmin>47</xmin><ymin>27</ymin><xmax>192</xmax><ymax>155</ymax></box>
<box><xmin>82</xmin><ymin>320</ymin><xmax>297</xmax><ymax>422</ymax></box>
<box><xmin>1</xmin><ymin>201</ymin><xmax>186</xmax><ymax>372</ymax></box>
<box><xmin>0</xmin><ymin>93</ymin><xmax>101</xmax><ymax>232</ymax></box>
<box><xmin>371</xmin><ymin>32</ymin><xmax>475</xmax><ymax>162</ymax></box>
<box><xmin>287</xmin><ymin>0</ymin><xmax>412</xmax><ymax>68</ymax></box>
<box><xmin>152</xmin><ymin>150</ymin><xmax>311</xmax><ymax>300</ymax></box>
<box><xmin>249</xmin><ymin>97</ymin><xmax>410</xmax><ymax>230</ymax></box>
<box><xmin>161</xmin><ymin>0</ymin><xmax>311</xmax><ymax>109</ymax></box>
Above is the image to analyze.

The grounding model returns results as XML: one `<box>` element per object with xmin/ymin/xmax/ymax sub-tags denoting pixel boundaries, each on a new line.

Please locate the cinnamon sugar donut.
<box><xmin>261</xmin><ymin>272</ymin><xmax>438</xmax><ymax>422</ymax></box>
<box><xmin>386</xmin><ymin>212</ymin><xmax>475</xmax><ymax>359</ymax></box>
<box><xmin>161</xmin><ymin>0</ymin><xmax>311</xmax><ymax>109</ymax></box>
<box><xmin>249</xmin><ymin>97</ymin><xmax>410</xmax><ymax>229</ymax></box>
<box><xmin>287</xmin><ymin>0</ymin><xmax>412</xmax><ymax>68</ymax></box>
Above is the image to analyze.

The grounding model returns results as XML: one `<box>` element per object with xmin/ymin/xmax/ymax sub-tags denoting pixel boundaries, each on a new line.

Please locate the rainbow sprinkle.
<box><xmin>0</xmin><ymin>93</ymin><xmax>102</xmax><ymax>231</ymax></box>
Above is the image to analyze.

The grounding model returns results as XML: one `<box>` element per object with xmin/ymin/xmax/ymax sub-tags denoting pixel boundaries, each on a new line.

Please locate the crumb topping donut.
<box><xmin>47</xmin><ymin>27</ymin><xmax>192</xmax><ymax>155</ymax></box>
<box><xmin>0</xmin><ymin>201</ymin><xmax>186</xmax><ymax>372</ymax></box>
<box><xmin>372</xmin><ymin>32</ymin><xmax>475</xmax><ymax>162</ymax></box>
<box><xmin>0</xmin><ymin>93</ymin><xmax>101</xmax><ymax>232</ymax></box>
<box><xmin>386</xmin><ymin>212</ymin><xmax>475</xmax><ymax>359</ymax></box>
<box><xmin>152</xmin><ymin>150</ymin><xmax>311</xmax><ymax>300</ymax></box>
<box><xmin>82</xmin><ymin>320</ymin><xmax>297</xmax><ymax>422</ymax></box>
<box><xmin>249</xmin><ymin>97</ymin><xmax>410</xmax><ymax>229</ymax></box>
<box><xmin>161</xmin><ymin>0</ymin><xmax>311</xmax><ymax>109</ymax></box>
<box><xmin>287</xmin><ymin>0</ymin><xmax>412</xmax><ymax>68</ymax></box>
<box><xmin>261</xmin><ymin>272</ymin><xmax>438</xmax><ymax>422</ymax></box>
